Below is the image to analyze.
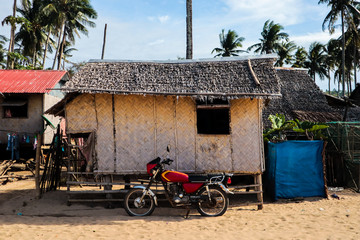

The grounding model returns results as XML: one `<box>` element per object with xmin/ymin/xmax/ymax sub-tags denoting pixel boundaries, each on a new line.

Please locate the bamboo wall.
<box><xmin>66</xmin><ymin>94</ymin><xmax>265</xmax><ymax>174</ymax></box>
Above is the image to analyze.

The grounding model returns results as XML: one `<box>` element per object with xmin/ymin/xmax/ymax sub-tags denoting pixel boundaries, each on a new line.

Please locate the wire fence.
<box><xmin>325</xmin><ymin>122</ymin><xmax>360</xmax><ymax>192</ymax></box>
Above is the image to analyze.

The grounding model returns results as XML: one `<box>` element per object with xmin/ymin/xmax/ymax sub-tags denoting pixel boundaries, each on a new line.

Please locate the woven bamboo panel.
<box><xmin>196</xmin><ymin>135</ymin><xmax>232</xmax><ymax>172</ymax></box>
<box><xmin>231</xmin><ymin>98</ymin><xmax>263</xmax><ymax>173</ymax></box>
<box><xmin>115</xmin><ymin>95</ymin><xmax>156</xmax><ymax>172</ymax></box>
<box><xmin>155</xmin><ymin>96</ymin><xmax>176</xmax><ymax>165</ymax></box>
<box><xmin>95</xmin><ymin>94</ymin><xmax>115</xmax><ymax>172</ymax></box>
<box><xmin>66</xmin><ymin>94</ymin><xmax>97</xmax><ymax>133</ymax></box>
<box><xmin>176</xmin><ymin>97</ymin><xmax>196</xmax><ymax>171</ymax></box>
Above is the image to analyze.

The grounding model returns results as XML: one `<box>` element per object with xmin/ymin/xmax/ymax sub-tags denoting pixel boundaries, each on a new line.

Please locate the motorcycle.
<box><xmin>123</xmin><ymin>148</ymin><xmax>233</xmax><ymax>217</ymax></box>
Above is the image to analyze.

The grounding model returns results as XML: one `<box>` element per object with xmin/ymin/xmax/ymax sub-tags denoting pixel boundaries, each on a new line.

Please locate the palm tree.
<box><xmin>58</xmin><ymin>40</ymin><xmax>77</xmax><ymax>69</ymax></box>
<box><xmin>0</xmin><ymin>35</ymin><xmax>8</xmax><ymax>68</ymax></box>
<box><xmin>211</xmin><ymin>29</ymin><xmax>246</xmax><ymax>57</ymax></box>
<box><xmin>2</xmin><ymin>0</ymin><xmax>17</xmax><ymax>69</ymax></box>
<box><xmin>304</xmin><ymin>42</ymin><xmax>328</xmax><ymax>81</ymax></box>
<box><xmin>325</xmin><ymin>38</ymin><xmax>341</xmax><ymax>94</ymax></box>
<box><xmin>292</xmin><ymin>46</ymin><xmax>308</xmax><ymax>68</ymax></box>
<box><xmin>186</xmin><ymin>0</ymin><xmax>192</xmax><ymax>59</ymax></box>
<box><xmin>15</xmin><ymin>0</ymin><xmax>48</xmax><ymax>68</ymax></box>
<box><xmin>319</xmin><ymin>0</ymin><xmax>360</xmax><ymax>97</ymax></box>
<box><xmin>43</xmin><ymin>0</ymin><xmax>97</xmax><ymax>69</ymax></box>
<box><xmin>248</xmin><ymin>19</ymin><xmax>289</xmax><ymax>54</ymax></box>
<box><xmin>275</xmin><ymin>40</ymin><xmax>297</xmax><ymax>67</ymax></box>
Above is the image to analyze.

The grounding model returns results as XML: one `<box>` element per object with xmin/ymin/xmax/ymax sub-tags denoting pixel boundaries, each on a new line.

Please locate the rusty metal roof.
<box><xmin>0</xmin><ymin>70</ymin><xmax>68</xmax><ymax>93</ymax></box>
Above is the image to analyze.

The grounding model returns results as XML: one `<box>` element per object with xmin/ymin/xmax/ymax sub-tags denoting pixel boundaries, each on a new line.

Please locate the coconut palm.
<box><xmin>248</xmin><ymin>19</ymin><xmax>289</xmax><ymax>54</ymax></box>
<box><xmin>325</xmin><ymin>38</ymin><xmax>341</xmax><ymax>94</ymax></box>
<box><xmin>0</xmin><ymin>35</ymin><xmax>8</xmax><ymax>68</ymax></box>
<box><xmin>15</xmin><ymin>0</ymin><xmax>49</xmax><ymax>68</ymax></box>
<box><xmin>43</xmin><ymin>0</ymin><xmax>97</xmax><ymax>69</ymax></box>
<box><xmin>292</xmin><ymin>47</ymin><xmax>308</xmax><ymax>68</ymax></box>
<box><xmin>304</xmin><ymin>42</ymin><xmax>328</xmax><ymax>81</ymax></box>
<box><xmin>2</xmin><ymin>0</ymin><xmax>17</xmax><ymax>69</ymax></box>
<box><xmin>211</xmin><ymin>29</ymin><xmax>246</xmax><ymax>57</ymax></box>
<box><xmin>319</xmin><ymin>0</ymin><xmax>360</xmax><ymax>97</ymax></box>
<box><xmin>274</xmin><ymin>40</ymin><xmax>297</xmax><ymax>67</ymax></box>
<box><xmin>57</xmin><ymin>40</ymin><xmax>77</xmax><ymax>69</ymax></box>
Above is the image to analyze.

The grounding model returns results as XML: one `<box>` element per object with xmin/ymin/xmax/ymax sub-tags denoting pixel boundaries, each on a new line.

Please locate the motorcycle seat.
<box><xmin>188</xmin><ymin>174</ymin><xmax>223</xmax><ymax>182</ymax></box>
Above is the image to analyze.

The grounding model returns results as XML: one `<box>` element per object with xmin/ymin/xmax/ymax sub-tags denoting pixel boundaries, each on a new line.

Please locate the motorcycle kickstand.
<box><xmin>184</xmin><ymin>208</ymin><xmax>191</xmax><ymax>219</ymax></box>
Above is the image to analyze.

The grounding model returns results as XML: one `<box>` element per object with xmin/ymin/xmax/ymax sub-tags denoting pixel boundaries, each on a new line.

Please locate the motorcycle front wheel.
<box><xmin>124</xmin><ymin>188</ymin><xmax>155</xmax><ymax>216</ymax></box>
<box><xmin>196</xmin><ymin>186</ymin><xmax>229</xmax><ymax>217</ymax></box>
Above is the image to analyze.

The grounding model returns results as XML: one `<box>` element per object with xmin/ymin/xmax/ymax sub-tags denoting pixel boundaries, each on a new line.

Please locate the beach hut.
<box><xmin>263</xmin><ymin>68</ymin><xmax>341</xmax><ymax>127</ymax></box>
<box><xmin>47</xmin><ymin>56</ymin><xmax>281</xmax><ymax>206</ymax></box>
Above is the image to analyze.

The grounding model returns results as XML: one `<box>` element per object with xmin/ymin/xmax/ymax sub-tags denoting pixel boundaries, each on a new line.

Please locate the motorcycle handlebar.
<box><xmin>161</xmin><ymin>158</ymin><xmax>174</xmax><ymax>165</ymax></box>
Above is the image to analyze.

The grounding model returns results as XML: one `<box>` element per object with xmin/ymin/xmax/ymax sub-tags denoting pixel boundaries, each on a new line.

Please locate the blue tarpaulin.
<box><xmin>266</xmin><ymin>140</ymin><xmax>326</xmax><ymax>200</ymax></box>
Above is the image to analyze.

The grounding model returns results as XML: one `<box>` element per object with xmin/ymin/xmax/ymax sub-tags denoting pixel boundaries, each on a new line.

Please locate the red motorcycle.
<box><xmin>124</xmin><ymin>151</ymin><xmax>233</xmax><ymax>217</ymax></box>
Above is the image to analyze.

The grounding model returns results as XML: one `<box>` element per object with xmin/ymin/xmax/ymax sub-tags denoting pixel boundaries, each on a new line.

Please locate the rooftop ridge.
<box><xmin>88</xmin><ymin>54</ymin><xmax>277</xmax><ymax>64</ymax></box>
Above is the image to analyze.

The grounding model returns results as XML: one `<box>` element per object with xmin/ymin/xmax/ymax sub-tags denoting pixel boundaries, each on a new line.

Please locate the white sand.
<box><xmin>1</xmin><ymin>179</ymin><xmax>359</xmax><ymax>240</ymax></box>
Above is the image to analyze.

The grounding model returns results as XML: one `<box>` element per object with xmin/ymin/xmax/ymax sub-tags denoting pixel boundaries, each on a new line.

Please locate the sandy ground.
<box><xmin>0</xmin><ymin>178</ymin><xmax>360</xmax><ymax>240</ymax></box>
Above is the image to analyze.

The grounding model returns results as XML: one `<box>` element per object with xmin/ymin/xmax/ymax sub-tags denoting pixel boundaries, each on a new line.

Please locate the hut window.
<box><xmin>2</xmin><ymin>100</ymin><xmax>28</xmax><ymax>118</ymax></box>
<box><xmin>196</xmin><ymin>100</ymin><xmax>230</xmax><ymax>135</ymax></box>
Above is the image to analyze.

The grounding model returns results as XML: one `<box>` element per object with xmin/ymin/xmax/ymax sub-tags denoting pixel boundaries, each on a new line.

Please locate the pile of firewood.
<box><xmin>0</xmin><ymin>159</ymin><xmax>36</xmax><ymax>185</ymax></box>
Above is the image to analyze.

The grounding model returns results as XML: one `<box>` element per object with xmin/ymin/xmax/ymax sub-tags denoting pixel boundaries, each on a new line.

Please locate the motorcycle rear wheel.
<box><xmin>196</xmin><ymin>186</ymin><xmax>228</xmax><ymax>217</ymax></box>
<box><xmin>124</xmin><ymin>188</ymin><xmax>155</xmax><ymax>216</ymax></box>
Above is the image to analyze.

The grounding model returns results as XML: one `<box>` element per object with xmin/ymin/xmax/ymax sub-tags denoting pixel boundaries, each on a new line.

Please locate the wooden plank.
<box><xmin>232</xmin><ymin>190</ymin><xmax>263</xmax><ymax>194</ymax></box>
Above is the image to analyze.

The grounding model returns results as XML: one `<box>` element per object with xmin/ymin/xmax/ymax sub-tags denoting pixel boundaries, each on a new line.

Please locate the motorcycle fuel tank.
<box><xmin>161</xmin><ymin>170</ymin><xmax>189</xmax><ymax>183</ymax></box>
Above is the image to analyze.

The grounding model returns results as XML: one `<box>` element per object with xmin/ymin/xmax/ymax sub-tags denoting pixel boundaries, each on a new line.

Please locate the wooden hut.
<box><xmin>263</xmin><ymin>67</ymin><xmax>342</xmax><ymax>127</ymax></box>
<box><xmin>49</xmin><ymin>56</ymin><xmax>280</xmax><ymax>174</ymax></box>
<box><xmin>47</xmin><ymin>56</ymin><xmax>281</xmax><ymax>206</ymax></box>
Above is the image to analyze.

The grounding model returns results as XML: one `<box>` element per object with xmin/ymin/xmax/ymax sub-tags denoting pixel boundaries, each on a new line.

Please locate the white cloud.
<box><xmin>147</xmin><ymin>15</ymin><xmax>170</xmax><ymax>24</ymax></box>
<box><xmin>222</xmin><ymin>0</ymin><xmax>305</xmax><ymax>25</ymax></box>
<box><xmin>148</xmin><ymin>39</ymin><xmax>165</xmax><ymax>46</ymax></box>
<box><xmin>158</xmin><ymin>15</ymin><xmax>170</xmax><ymax>24</ymax></box>
<box><xmin>291</xmin><ymin>31</ymin><xmax>341</xmax><ymax>48</ymax></box>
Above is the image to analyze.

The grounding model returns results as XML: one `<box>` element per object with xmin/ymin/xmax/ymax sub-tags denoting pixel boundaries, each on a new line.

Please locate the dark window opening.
<box><xmin>197</xmin><ymin>107</ymin><xmax>230</xmax><ymax>135</ymax></box>
<box><xmin>2</xmin><ymin>101</ymin><xmax>28</xmax><ymax>118</ymax></box>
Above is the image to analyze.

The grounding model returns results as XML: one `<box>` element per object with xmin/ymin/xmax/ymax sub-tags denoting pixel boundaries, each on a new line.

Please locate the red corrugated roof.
<box><xmin>0</xmin><ymin>70</ymin><xmax>67</xmax><ymax>93</ymax></box>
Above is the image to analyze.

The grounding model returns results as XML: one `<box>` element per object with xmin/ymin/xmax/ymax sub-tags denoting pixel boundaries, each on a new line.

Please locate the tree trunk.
<box><xmin>186</xmin><ymin>0</ymin><xmax>193</xmax><ymax>59</ymax></box>
<box><xmin>32</xmin><ymin>41</ymin><xmax>37</xmax><ymax>68</ymax></box>
<box><xmin>6</xmin><ymin>0</ymin><xmax>17</xmax><ymax>69</ymax></box>
<box><xmin>328</xmin><ymin>69</ymin><xmax>331</xmax><ymax>94</ymax></box>
<box><xmin>341</xmin><ymin>9</ymin><xmax>346</xmax><ymax>98</ymax></box>
<box><xmin>354</xmin><ymin>43</ymin><xmax>357</xmax><ymax>86</ymax></box>
<box><xmin>338</xmin><ymin>74</ymin><xmax>340</xmax><ymax>97</ymax></box>
<box><xmin>52</xmin><ymin>21</ymin><xmax>65</xmax><ymax>70</ymax></box>
<box><xmin>57</xmin><ymin>31</ymin><xmax>66</xmax><ymax>70</ymax></box>
<box><xmin>349</xmin><ymin>72</ymin><xmax>352</xmax><ymax>94</ymax></box>
<box><xmin>42</xmin><ymin>27</ymin><xmax>51</xmax><ymax>69</ymax></box>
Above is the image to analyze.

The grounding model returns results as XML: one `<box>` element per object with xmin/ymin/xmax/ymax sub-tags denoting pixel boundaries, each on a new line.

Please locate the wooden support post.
<box><xmin>255</xmin><ymin>174</ymin><xmax>263</xmax><ymax>210</ymax></box>
<box><xmin>35</xmin><ymin>133</ymin><xmax>42</xmax><ymax>199</ymax></box>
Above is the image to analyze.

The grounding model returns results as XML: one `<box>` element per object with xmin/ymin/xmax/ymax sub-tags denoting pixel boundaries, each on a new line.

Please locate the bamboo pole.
<box><xmin>35</xmin><ymin>133</ymin><xmax>42</xmax><ymax>199</ymax></box>
<box><xmin>101</xmin><ymin>24</ymin><xmax>107</xmax><ymax>60</ymax></box>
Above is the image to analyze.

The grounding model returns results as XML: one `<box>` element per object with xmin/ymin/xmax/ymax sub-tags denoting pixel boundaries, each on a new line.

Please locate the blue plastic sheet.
<box><xmin>266</xmin><ymin>141</ymin><xmax>326</xmax><ymax>200</ymax></box>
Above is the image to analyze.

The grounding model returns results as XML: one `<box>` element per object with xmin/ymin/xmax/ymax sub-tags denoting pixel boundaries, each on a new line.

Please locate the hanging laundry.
<box><xmin>6</xmin><ymin>133</ymin><xmax>12</xmax><ymax>151</ymax></box>
<box><xmin>33</xmin><ymin>135</ymin><xmax>37</xmax><ymax>150</ymax></box>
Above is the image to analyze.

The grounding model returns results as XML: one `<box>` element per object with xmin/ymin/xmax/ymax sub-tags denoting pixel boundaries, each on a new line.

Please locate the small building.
<box><xmin>0</xmin><ymin>70</ymin><xmax>68</xmax><ymax>158</ymax></box>
<box><xmin>48</xmin><ymin>56</ymin><xmax>281</xmax><ymax>175</ymax></box>
<box><xmin>263</xmin><ymin>67</ymin><xmax>342</xmax><ymax>127</ymax></box>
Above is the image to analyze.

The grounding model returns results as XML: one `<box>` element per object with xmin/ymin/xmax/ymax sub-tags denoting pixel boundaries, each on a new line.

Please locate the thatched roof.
<box><xmin>61</xmin><ymin>56</ymin><xmax>281</xmax><ymax>99</ymax></box>
<box><xmin>263</xmin><ymin>68</ymin><xmax>342</xmax><ymax>128</ymax></box>
<box><xmin>350</xmin><ymin>83</ymin><xmax>360</xmax><ymax>106</ymax></box>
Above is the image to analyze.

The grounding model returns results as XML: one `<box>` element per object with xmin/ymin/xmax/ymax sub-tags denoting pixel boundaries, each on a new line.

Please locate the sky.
<box><xmin>0</xmin><ymin>0</ymin><xmax>345</xmax><ymax>91</ymax></box>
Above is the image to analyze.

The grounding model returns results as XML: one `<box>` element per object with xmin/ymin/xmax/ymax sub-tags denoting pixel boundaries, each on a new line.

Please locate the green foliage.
<box><xmin>248</xmin><ymin>19</ymin><xmax>289</xmax><ymax>54</ymax></box>
<box><xmin>263</xmin><ymin>114</ymin><xmax>294</xmax><ymax>142</ymax></box>
<box><xmin>212</xmin><ymin>29</ymin><xmax>246</xmax><ymax>57</ymax></box>
<box><xmin>264</xmin><ymin>114</ymin><xmax>329</xmax><ymax>142</ymax></box>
